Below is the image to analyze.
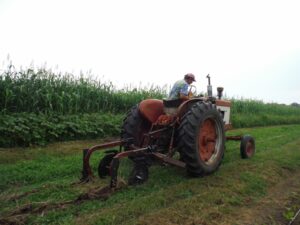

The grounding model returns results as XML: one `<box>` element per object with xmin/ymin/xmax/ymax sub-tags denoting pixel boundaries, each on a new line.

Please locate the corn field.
<box><xmin>1</xmin><ymin>66</ymin><xmax>300</xmax><ymax>147</ymax></box>
<box><xmin>0</xmin><ymin>67</ymin><xmax>166</xmax><ymax>114</ymax></box>
<box><xmin>231</xmin><ymin>98</ymin><xmax>300</xmax><ymax>127</ymax></box>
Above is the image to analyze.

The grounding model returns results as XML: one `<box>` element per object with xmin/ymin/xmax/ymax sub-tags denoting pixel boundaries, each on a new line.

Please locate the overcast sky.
<box><xmin>0</xmin><ymin>0</ymin><xmax>299</xmax><ymax>104</ymax></box>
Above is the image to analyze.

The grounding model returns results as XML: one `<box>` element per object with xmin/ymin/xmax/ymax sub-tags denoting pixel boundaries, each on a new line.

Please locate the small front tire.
<box><xmin>240</xmin><ymin>135</ymin><xmax>255</xmax><ymax>159</ymax></box>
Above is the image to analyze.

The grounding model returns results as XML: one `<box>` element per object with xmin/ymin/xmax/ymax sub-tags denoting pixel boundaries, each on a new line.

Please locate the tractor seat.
<box><xmin>163</xmin><ymin>98</ymin><xmax>183</xmax><ymax>108</ymax></box>
<box><xmin>163</xmin><ymin>98</ymin><xmax>183</xmax><ymax>116</ymax></box>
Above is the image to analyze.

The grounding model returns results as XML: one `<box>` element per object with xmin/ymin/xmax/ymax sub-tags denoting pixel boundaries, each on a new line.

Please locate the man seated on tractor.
<box><xmin>168</xmin><ymin>73</ymin><xmax>196</xmax><ymax>100</ymax></box>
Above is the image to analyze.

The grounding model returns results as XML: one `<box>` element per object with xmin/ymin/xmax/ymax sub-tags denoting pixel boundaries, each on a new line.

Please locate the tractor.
<box><xmin>80</xmin><ymin>75</ymin><xmax>255</xmax><ymax>190</ymax></box>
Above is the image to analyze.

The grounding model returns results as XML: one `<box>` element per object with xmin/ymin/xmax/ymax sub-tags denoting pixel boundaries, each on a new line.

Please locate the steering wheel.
<box><xmin>188</xmin><ymin>85</ymin><xmax>197</xmax><ymax>98</ymax></box>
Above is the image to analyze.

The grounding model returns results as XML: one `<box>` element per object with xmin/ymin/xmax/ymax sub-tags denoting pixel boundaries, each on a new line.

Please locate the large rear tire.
<box><xmin>121</xmin><ymin>105</ymin><xmax>151</xmax><ymax>148</ymax></box>
<box><xmin>178</xmin><ymin>101</ymin><xmax>225</xmax><ymax>176</ymax></box>
<box><xmin>120</xmin><ymin>105</ymin><xmax>152</xmax><ymax>185</ymax></box>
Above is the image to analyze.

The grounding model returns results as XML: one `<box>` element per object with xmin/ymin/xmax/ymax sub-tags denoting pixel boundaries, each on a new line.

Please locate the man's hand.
<box><xmin>180</xmin><ymin>93</ymin><xmax>189</xmax><ymax>100</ymax></box>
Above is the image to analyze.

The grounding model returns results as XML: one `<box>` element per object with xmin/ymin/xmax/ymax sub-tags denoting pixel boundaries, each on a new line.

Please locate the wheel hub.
<box><xmin>246</xmin><ymin>142</ymin><xmax>254</xmax><ymax>157</ymax></box>
<box><xmin>198</xmin><ymin>118</ymin><xmax>217</xmax><ymax>163</ymax></box>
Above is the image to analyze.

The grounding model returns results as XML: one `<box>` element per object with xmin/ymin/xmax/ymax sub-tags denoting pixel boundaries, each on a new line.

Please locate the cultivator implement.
<box><xmin>80</xmin><ymin>125</ymin><xmax>189</xmax><ymax>188</ymax></box>
<box><xmin>80</xmin><ymin>134</ymin><xmax>254</xmax><ymax>189</ymax></box>
<box><xmin>80</xmin><ymin>139</ymin><xmax>158</xmax><ymax>187</ymax></box>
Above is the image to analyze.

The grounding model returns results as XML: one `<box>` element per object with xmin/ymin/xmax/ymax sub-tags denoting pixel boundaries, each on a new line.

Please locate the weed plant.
<box><xmin>0</xmin><ymin>113</ymin><xmax>123</xmax><ymax>147</ymax></box>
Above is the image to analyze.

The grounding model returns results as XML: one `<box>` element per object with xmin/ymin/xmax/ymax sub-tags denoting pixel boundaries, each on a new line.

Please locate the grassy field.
<box><xmin>1</xmin><ymin>124</ymin><xmax>300</xmax><ymax>225</ymax></box>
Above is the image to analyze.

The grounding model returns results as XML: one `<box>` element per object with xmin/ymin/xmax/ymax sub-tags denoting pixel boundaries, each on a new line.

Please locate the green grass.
<box><xmin>1</xmin><ymin>125</ymin><xmax>300</xmax><ymax>224</ymax></box>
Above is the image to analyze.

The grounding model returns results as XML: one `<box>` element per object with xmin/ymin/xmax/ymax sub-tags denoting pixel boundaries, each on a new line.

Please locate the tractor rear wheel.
<box><xmin>178</xmin><ymin>101</ymin><xmax>225</xmax><ymax>176</ymax></box>
<box><xmin>121</xmin><ymin>105</ymin><xmax>152</xmax><ymax>185</ymax></box>
<box><xmin>121</xmin><ymin>104</ymin><xmax>151</xmax><ymax>149</ymax></box>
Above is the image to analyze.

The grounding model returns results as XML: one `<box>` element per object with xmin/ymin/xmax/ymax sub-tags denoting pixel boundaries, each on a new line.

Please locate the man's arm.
<box><xmin>179</xmin><ymin>83</ymin><xmax>189</xmax><ymax>100</ymax></box>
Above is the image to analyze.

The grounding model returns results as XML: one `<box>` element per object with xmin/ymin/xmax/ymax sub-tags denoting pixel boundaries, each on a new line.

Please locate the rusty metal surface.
<box><xmin>198</xmin><ymin>118</ymin><xmax>217</xmax><ymax>162</ymax></box>
<box><xmin>113</xmin><ymin>146</ymin><xmax>150</xmax><ymax>159</ymax></box>
<box><xmin>110</xmin><ymin>146</ymin><xmax>151</xmax><ymax>187</ymax></box>
<box><xmin>145</xmin><ymin>127</ymin><xmax>169</xmax><ymax>137</ymax></box>
<box><xmin>81</xmin><ymin>124</ymin><xmax>172</xmax><ymax>182</ymax></box>
<box><xmin>82</xmin><ymin>139</ymin><xmax>129</xmax><ymax>180</ymax></box>
<box><xmin>224</xmin><ymin>123</ymin><xmax>233</xmax><ymax>131</ymax></box>
<box><xmin>226</xmin><ymin>135</ymin><xmax>242</xmax><ymax>141</ymax></box>
<box><xmin>152</xmin><ymin>152</ymin><xmax>186</xmax><ymax>168</ymax></box>
<box><xmin>155</xmin><ymin>114</ymin><xmax>174</xmax><ymax>125</ymax></box>
<box><xmin>215</xmin><ymin>99</ymin><xmax>231</xmax><ymax>107</ymax></box>
<box><xmin>176</xmin><ymin>98</ymin><xmax>203</xmax><ymax>119</ymax></box>
<box><xmin>139</xmin><ymin>99</ymin><xmax>164</xmax><ymax>123</ymax></box>
<box><xmin>167</xmin><ymin>126</ymin><xmax>176</xmax><ymax>157</ymax></box>
<box><xmin>245</xmin><ymin>141</ymin><xmax>255</xmax><ymax>157</ymax></box>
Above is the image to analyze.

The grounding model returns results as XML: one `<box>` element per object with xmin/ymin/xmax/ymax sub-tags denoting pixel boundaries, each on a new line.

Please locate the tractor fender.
<box><xmin>176</xmin><ymin>98</ymin><xmax>203</xmax><ymax>120</ymax></box>
<box><xmin>139</xmin><ymin>99</ymin><xmax>164</xmax><ymax>123</ymax></box>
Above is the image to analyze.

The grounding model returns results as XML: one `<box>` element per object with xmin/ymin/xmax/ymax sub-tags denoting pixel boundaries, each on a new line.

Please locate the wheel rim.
<box><xmin>245</xmin><ymin>141</ymin><xmax>254</xmax><ymax>157</ymax></box>
<box><xmin>198</xmin><ymin>117</ymin><xmax>222</xmax><ymax>165</ymax></box>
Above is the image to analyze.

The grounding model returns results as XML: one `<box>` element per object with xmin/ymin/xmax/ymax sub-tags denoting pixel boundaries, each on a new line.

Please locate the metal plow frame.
<box><xmin>80</xmin><ymin>128</ymin><xmax>244</xmax><ymax>189</ymax></box>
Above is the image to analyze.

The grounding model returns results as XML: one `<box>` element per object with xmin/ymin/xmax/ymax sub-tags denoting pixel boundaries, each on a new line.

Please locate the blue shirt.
<box><xmin>168</xmin><ymin>79</ymin><xmax>189</xmax><ymax>100</ymax></box>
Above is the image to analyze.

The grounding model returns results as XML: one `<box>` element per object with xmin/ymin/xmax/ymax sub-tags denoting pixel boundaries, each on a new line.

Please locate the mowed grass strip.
<box><xmin>0</xmin><ymin>125</ymin><xmax>300</xmax><ymax>225</ymax></box>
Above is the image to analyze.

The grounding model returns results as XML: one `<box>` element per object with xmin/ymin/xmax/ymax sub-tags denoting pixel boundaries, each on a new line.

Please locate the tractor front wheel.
<box><xmin>178</xmin><ymin>102</ymin><xmax>225</xmax><ymax>176</ymax></box>
<box><xmin>240</xmin><ymin>135</ymin><xmax>255</xmax><ymax>159</ymax></box>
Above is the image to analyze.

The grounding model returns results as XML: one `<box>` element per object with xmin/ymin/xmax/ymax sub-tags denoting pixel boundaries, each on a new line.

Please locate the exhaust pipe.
<box><xmin>206</xmin><ymin>74</ymin><xmax>213</xmax><ymax>97</ymax></box>
<box><xmin>217</xmin><ymin>87</ymin><xmax>224</xmax><ymax>99</ymax></box>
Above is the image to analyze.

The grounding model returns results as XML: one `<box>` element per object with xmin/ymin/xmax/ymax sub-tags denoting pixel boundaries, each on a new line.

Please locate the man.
<box><xmin>168</xmin><ymin>73</ymin><xmax>196</xmax><ymax>100</ymax></box>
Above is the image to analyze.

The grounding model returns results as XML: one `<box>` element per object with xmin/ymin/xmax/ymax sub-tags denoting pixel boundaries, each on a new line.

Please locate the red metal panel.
<box><xmin>139</xmin><ymin>99</ymin><xmax>164</xmax><ymax>123</ymax></box>
<box><xmin>226</xmin><ymin>135</ymin><xmax>242</xmax><ymax>141</ymax></box>
<box><xmin>216</xmin><ymin>99</ymin><xmax>231</xmax><ymax>107</ymax></box>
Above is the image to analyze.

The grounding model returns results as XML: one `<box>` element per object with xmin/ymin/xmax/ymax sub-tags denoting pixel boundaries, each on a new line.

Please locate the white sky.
<box><xmin>0</xmin><ymin>0</ymin><xmax>299</xmax><ymax>104</ymax></box>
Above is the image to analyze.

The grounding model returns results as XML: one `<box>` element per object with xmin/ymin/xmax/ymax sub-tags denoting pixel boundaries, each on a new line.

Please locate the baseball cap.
<box><xmin>185</xmin><ymin>73</ymin><xmax>196</xmax><ymax>81</ymax></box>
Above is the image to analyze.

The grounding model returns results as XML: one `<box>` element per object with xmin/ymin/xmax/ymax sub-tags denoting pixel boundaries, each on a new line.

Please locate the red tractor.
<box><xmin>81</xmin><ymin>75</ymin><xmax>255</xmax><ymax>189</ymax></box>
